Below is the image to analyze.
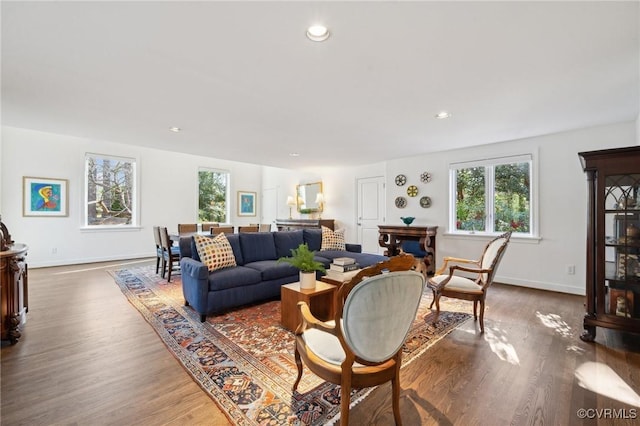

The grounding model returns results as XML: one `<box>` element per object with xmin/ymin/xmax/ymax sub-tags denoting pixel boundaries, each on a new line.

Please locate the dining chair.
<box><xmin>201</xmin><ymin>222</ymin><xmax>218</xmax><ymax>233</ymax></box>
<box><xmin>427</xmin><ymin>231</ymin><xmax>511</xmax><ymax>333</ymax></box>
<box><xmin>238</xmin><ymin>225</ymin><xmax>259</xmax><ymax>233</ymax></box>
<box><xmin>159</xmin><ymin>226</ymin><xmax>181</xmax><ymax>282</ymax></box>
<box><xmin>178</xmin><ymin>223</ymin><xmax>197</xmax><ymax>234</ymax></box>
<box><xmin>293</xmin><ymin>253</ymin><xmax>426</xmax><ymax>425</ymax></box>
<box><xmin>259</xmin><ymin>224</ymin><xmax>271</xmax><ymax>232</ymax></box>
<box><xmin>152</xmin><ymin>226</ymin><xmax>163</xmax><ymax>274</ymax></box>
<box><xmin>211</xmin><ymin>226</ymin><xmax>234</xmax><ymax>235</ymax></box>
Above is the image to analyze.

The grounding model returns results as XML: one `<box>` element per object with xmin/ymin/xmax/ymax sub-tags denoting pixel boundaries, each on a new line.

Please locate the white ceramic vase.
<box><xmin>299</xmin><ymin>271</ymin><xmax>316</xmax><ymax>290</ymax></box>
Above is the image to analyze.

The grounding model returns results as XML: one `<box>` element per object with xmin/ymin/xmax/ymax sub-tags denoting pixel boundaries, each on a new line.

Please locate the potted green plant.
<box><xmin>278</xmin><ymin>243</ymin><xmax>326</xmax><ymax>289</ymax></box>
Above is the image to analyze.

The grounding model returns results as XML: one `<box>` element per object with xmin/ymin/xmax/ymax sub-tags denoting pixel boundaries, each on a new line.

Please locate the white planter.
<box><xmin>299</xmin><ymin>271</ymin><xmax>316</xmax><ymax>290</ymax></box>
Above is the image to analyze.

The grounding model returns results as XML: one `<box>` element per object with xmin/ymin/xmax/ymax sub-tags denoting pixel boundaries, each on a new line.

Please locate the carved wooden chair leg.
<box><xmin>432</xmin><ymin>292</ymin><xmax>442</xmax><ymax>324</ymax></box>
<box><xmin>292</xmin><ymin>348</ymin><xmax>303</xmax><ymax>391</ymax></box>
<box><xmin>340</xmin><ymin>373</ymin><xmax>352</xmax><ymax>426</ymax></box>
<box><xmin>392</xmin><ymin>364</ymin><xmax>403</xmax><ymax>426</ymax></box>
<box><xmin>479</xmin><ymin>299</ymin><xmax>486</xmax><ymax>333</ymax></box>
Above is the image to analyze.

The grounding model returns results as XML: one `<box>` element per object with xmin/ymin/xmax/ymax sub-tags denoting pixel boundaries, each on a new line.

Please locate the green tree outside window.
<box><xmin>198</xmin><ymin>169</ymin><xmax>229</xmax><ymax>223</ymax></box>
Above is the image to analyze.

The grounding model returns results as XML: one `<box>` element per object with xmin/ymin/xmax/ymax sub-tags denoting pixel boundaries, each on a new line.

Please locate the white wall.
<box><xmin>260</xmin><ymin>165</ymin><xmax>299</xmax><ymax>221</ymax></box>
<box><xmin>2</xmin><ymin>122</ymin><xmax>638</xmax><ymax>296</ymax></box>
<box><xmin>299</xmin><ymin>161</ymin><xmax>386</xmax><ymax>244</ymax></box>
<box><xmin>1</xmin><ymin>126</ymin><xmax>263</xmax><ymax>267</ymax></box>
<box><xmin>385</xmin><ymin>121</ymin><xmax>637</xmax><ymax>295</ymax></box>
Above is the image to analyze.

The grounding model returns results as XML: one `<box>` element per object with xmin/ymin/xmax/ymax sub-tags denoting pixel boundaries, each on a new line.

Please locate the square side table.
<box><xmin>281</xmin><ymin>281</ymin><xmax>336</xmax><ymax>332</ymax></box>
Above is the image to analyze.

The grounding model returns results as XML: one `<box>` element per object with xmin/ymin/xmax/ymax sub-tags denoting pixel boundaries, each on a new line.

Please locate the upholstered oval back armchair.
<box><xmin>292</xmin><ymin>253</ymin><xmax>426</xmax><ymax>425</ymax></box>
<box><xmin>427</xmin><ymin>231</ymin><xmax>511</xmax><ymax>333</ymax></box>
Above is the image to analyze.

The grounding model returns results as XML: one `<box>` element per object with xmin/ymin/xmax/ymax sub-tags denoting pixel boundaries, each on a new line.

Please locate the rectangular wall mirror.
<box><xmin>296</xmin><ymin>181</ymin><xmax>323</xmax><ymax>213</ymax></box>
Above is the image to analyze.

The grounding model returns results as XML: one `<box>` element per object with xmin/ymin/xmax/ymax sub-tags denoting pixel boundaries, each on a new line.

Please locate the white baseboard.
<box><xmin>495</xmin><ymin>274</ymin><xmax>585</xmax><ymax>296</ymax></box>
<box><xmin>28</xmin><ymin>253</ymin><xmax>155</xmax><ymax>268</ymax></box>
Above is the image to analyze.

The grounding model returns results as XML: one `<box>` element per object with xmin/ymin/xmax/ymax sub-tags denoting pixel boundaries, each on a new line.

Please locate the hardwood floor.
<box><xmin>2</xmin><ymin>260</ymin><xmax>639</xmax><ymax>425</ymax></box>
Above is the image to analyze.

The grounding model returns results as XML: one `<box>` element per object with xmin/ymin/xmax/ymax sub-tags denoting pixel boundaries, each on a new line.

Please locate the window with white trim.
<box><xmin>85</xmin><ymin>153</ymin><xmax>137</xmax><ymax>227</ymax></box>
<box><xmin>198</xmin><ymin>168</ymin><xmax>230</xmax><ymax>223</ymax></box>
<box><xmin>449</xmin><ymin>154</ymin><xmax>534</xmax><ymax>236</ymax></box>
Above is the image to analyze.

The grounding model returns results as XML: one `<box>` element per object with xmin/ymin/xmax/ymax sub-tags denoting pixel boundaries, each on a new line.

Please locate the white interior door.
<box><xmin>261</xmin><ymin>187</ymin><xmax>277</xmax><ymax>231</ymax></box>
<box><xmin>357</xmin><ymin>176</ymin><xmax>385</xmax><ymax>254</ymax></box>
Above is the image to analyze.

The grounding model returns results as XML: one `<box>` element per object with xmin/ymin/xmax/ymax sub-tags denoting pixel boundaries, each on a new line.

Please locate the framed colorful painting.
<box><xmin>237</xmin><ymin>191</ymin><xmax>256</xmax><ymax>216</ymax></box>
<box><xmin>23</xmin><ymin>176</ymin><xmax>68</xmax><ymax>217</ymax></box>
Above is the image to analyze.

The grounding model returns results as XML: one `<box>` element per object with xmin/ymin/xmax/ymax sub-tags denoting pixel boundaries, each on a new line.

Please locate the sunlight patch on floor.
<box><xmin>536</xmin><ymin>311</ymin><xmax>573</xmax><ymax>338</ymax></box>
<box><xmin>566</xmin><ymin>345</ymin><xmax>585</xmax><ymax>354</ymax></box>
<box><xmin>575</xmin><ymin>362</ymin><xmax>640</xmax><ymax>407</ymax></box>
<box><xmin>534</xmin><ymin>311</ymin><xmax>585</xmax><ymax>353</ymax></box>
<box><xmin>484</xmin><ymin>327</ymin><xmax>520</xmax><ymax>365</ymax></box>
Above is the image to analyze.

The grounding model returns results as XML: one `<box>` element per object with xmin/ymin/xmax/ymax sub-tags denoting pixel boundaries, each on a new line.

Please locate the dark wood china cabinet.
<box><xmin>579</xmin><ymin>146</ymin><xmax>640</xmax><ymax>341</ymax></box>
<box><xmin>1</xmin><ymin>217</ymin><xmax>28</xmax><ymax>344</ymax></box>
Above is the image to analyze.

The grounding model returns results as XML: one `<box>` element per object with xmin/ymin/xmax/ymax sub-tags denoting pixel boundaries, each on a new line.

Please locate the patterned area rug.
<box><xmin>109</xmin><ymin>267</ymin><xmax>471</xmax><ymax>425</ymax></box>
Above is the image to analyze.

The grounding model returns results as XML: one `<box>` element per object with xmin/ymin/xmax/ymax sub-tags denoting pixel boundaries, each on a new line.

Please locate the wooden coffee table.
<box><xmin>280</xmin><ymin>281</ymin><xmax>336</xmax><ymax>332</ymax></box>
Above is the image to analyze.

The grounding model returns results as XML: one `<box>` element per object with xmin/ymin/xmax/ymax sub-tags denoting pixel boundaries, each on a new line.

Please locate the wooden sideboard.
<box><xmin>275</xmin><ymin>219</ymin><xmax>335</xmax><ymax>231</ymax></box>
<box><xmin>378</xmin><ymin>225</ymin><xmax>438</xmax><ymax>275</ymax></box>
<box><xmin>1</xmin><ymin>243</ymin><xmax>28</xmax><ymax>344</ymax></box>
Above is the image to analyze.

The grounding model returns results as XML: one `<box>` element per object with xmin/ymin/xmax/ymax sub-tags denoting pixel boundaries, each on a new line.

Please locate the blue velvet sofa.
<box><xmin>179</xmin><ymin>228</ymin><xmax>387</xmax><ymax>321</ymax></box>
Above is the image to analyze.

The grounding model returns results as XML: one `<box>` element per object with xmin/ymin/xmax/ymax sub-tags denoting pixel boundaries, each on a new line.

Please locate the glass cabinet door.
<box><xmin>604</xmin><ymin>173</ymin><xmax>640</xmax><ymax>319</ymax></box>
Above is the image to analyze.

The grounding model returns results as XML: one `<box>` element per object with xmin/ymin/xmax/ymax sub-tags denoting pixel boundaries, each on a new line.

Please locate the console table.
<box><xmin>378</xmin><ymin>225</ymin><xmax>438</xmax><ymax>275</ymax></box>
<box><xmin>1</xmin><ymin>243</ymin><xmax>28</xmax><ymax>344</ymax></box>
<box><xmin>275</xmin><ymin>218</ymin><xmax>335</xmax><ymax>231</ymax></box>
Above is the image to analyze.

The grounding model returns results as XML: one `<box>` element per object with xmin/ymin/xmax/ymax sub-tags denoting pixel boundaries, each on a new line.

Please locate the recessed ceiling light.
<box><xmin>169</xmin><ymin>127</ymin><xmax>182</xmax><ymax>132</ymax></box>
<box><xmin>289</xmin><ymin>153</ymin><xmax>300</xmax><ymax>157</ymax></box>
<box><xmin>306</xmin><ymin>25</ymin><xmax>330</xmax><ymax>42</ymax></box>
<box><xmin>435</xmin><ymin>112</ymin><xmax>451</xmax><ymax>119</ymax></box>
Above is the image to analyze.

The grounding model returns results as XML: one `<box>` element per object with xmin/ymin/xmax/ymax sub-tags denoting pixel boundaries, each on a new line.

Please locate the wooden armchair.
<box><xmin>293</xmin><ymin>254</ymin><xmax>426</xmax><ymax>425</ymax></box>
<box><xmin>427</xmin><ymin>231</ymin><xmax>511</xmax><ymax>333</ymax></box>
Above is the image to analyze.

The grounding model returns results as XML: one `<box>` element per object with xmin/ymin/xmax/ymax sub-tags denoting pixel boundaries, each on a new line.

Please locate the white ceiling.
<box><xmin>2</xmin><ymin>1</ymin><xmax>639</xmax><ymax>170</ymax></box>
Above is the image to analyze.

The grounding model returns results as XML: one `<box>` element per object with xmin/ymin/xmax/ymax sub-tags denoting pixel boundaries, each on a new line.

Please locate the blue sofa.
<box><xmin>179</xmin><ymin>228</ymin><xmax>387</xmax><ymax>321</ymax></box>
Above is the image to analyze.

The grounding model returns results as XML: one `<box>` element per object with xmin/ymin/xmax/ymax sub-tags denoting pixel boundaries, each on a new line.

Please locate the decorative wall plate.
<box><xmin>395</xmin><ymin>196</ymin><xmax>407</xmax><ymax>208</ymax></box>
<box><xmin>420</xmin><ymin>196</ymin><xmax>432</xmax><ymax>208</ymax></box>
<box><xmin>407</xmin><ymin>185</ymin><xmax>418</xmax><ymax>197</ymax></box>
<box><xmin>420</xmin><ymin>172</ymin><xmax>432</xmax><ymax>183</ymax></box>
<box><xmin>395</xmin><ymin>174</ymin><xmax>407</xmax><ymax>186</ymax></box>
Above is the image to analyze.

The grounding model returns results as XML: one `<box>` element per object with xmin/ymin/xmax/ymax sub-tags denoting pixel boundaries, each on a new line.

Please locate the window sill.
<box><xmin>80</xmin><ymin>226</ymin><xmax>143</xmax><ymax>233</ymax></box>
<box><xmin>442</xmin><ymin>231</ymin><xmax>541</xmax><ymax>244</ymax></box>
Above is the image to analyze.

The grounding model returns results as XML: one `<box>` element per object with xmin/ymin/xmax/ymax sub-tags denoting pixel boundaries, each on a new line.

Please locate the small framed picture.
<box><xmin>237</xmin><ymin>191</ymin><xmax>256</xmax><ymax>217</ymax></box>
<box><xmin>23</xmin><ymin>176</ymin><xmax>68</xmax><ymax>217</ymax></box>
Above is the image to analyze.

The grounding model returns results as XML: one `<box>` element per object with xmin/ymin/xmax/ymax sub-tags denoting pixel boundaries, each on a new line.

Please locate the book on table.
<box><xmin>330</xmin><ymin>262</ymin><xmax>360</xmax><ymax>272</ymax></box>
<box><xmin>332</xmin><ymin>257</ymin><xmax>356</xmax><ymax>266</ymax></box>
<box><xmin>325</xmin><ymin>268</ymin><xmax>361</xmax><ymax>282</ymax></box>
